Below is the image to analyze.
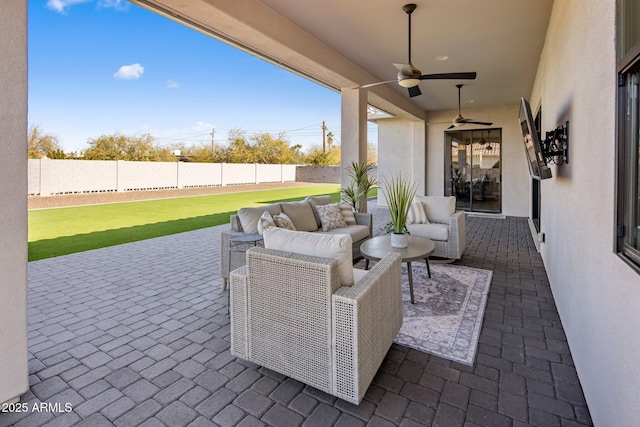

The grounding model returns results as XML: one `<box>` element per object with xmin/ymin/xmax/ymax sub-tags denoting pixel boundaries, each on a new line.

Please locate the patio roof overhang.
<box><xmin>129</xmin><ymin>0</ymin><xmax>554</xmax><ymax>117</ymax></box>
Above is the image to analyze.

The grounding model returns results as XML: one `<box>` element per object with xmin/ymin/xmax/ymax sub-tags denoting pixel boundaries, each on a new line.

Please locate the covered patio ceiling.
<box><xmin>130</xmin><ymin>0</ymin><xmax>554</xmax><ymax>116</ymax></box>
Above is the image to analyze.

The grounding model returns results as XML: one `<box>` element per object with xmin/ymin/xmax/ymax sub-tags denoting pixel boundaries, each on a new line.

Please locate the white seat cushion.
<box><xmin>317</xmin><ymin>224</ymin><xmax>370</xmax><ymax>243</ymax></box>
<box><xmin>263</xmin><ymin>227</ymin><xmax>354</xmax><ymax>286</ymax></box>
<box><xmin>406</xmin><ymin>223</ymin><xmax>449</xmax><ymax>241</ymax></box>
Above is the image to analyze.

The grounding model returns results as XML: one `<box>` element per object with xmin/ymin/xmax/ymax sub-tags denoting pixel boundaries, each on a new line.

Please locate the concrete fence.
<box><xmin>28</xmin><ymin>159</ymin><xmax>298</xmax><ymax>196</ymax></box>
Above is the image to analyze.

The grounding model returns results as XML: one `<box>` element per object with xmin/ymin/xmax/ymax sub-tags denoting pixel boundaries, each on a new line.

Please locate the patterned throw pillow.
<box><xmin>316</xmin><ymin>203</ymin><xmax>347</xmax><ymax>232</ymax></box>
<box><xmin>273</xmin><ymin>213</ymin><xmax>296</xmax><ymax>230</ymax></box>
<box><xmin>407</xmin><ymin>201</ymin><xmax>429</xmax><ymax>224</ymax></box>
<box><xmin>338</xmin><ymin>203</ymin><xmax>357</xmax><ymax>225</ymax></box>
<box><xmin>257</xmin><ymin>211</ymin><xmax>276</xmax><ymax>235</ymax></box>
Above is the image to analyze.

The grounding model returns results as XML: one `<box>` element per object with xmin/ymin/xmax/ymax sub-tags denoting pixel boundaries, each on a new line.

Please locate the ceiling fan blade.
<box><xmin>358</xmin><ymin>80</ymin><xmax>399</xmax><ymax>89</ymax></box>
<box><xmin>465</xmin><ymin>120</ymin><xmax>494</xmax><ymax>126</ymax></box>
<box><xmin>419</xmin><ymin>72</ymin><xmax>477</xmax><ymax>80</ymax></box>
<box><xmin>408</xmin><ymin>85</ymin><xmax>422</xmax><ymax>97</ymax></box>
<box><xmin>447</xmin><ymin>124</ymin><xmax>456</xmax><ymax>130</ymax></box>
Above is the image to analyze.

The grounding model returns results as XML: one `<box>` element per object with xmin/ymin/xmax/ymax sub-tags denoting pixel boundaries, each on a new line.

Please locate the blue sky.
<box><xmin>28</xmin><ymin>0</ymin><xmax>371</xmax><ymax>153</ymax></box>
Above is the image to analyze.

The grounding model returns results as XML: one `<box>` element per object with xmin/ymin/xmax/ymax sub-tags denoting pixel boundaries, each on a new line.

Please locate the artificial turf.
<box><xmin>28</xmin><ymin>185</ymin><xmax>341</xmax><ymax>261</ymax></box>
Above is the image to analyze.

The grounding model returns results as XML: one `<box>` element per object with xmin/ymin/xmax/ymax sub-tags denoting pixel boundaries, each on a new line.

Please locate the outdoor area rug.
<box><xmin>394</xmin><ymin>262</ymin><xmax>492</xmax><ymax>366</ymax></box>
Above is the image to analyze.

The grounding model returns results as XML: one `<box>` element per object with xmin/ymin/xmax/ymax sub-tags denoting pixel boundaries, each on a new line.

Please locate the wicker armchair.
<box><xmin>230</xmin><ymin>247</ymin><xmax>403</xmax><ymax>404</ymax></box>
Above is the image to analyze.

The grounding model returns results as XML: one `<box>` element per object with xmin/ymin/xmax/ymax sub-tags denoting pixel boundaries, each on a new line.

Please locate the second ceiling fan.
<box><xmin>362</xmin><ymin>4</ymin><xmax>477</xmax><ymax>97</ymax></box>
<box><xmin>448</xmin><ymin>84</ymin><xmax>493</xmax><ymax>129</ymax></box>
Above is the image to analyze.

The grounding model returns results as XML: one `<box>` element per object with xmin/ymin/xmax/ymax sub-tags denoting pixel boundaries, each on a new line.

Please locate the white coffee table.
<box><xmin>360</xmin><ymin>235</ymin><xmax>435</xmax><ymax>304</ymax></box>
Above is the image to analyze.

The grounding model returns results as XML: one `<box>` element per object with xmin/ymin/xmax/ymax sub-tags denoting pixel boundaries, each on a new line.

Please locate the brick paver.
<box><xmin>0</xmin><ymin>202</ymin><xmax>593</xmax><ymax>426</ymax></box>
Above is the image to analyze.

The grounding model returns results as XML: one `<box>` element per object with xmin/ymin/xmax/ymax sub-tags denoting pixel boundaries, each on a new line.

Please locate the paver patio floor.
<box><xmin>1</xmin><ymin>203</ymin><xmax>593</xmax><ymax>426</ymax></box>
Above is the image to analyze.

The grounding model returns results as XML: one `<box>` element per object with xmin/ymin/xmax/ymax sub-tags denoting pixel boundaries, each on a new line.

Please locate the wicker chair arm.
<box><xmin>331</xmin><ymin>252</ymin><xmax>403</xmax><ymax>403</ymax></box>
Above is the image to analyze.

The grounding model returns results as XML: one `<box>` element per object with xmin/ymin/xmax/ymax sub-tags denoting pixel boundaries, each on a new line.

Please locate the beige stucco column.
<box><xmin>0</xmin><ymin>0</ymin><xmax>29</xmax><ymax>405</ymax></box>
<box><xmin>340</xmin><ymin>88</ymin><xmax>368</xmax><ymax>188</ymax></box>
<box><xmin>376</xmin><ymin>117</ymin><xmax>426</xmax><ymax>205</ymax></box>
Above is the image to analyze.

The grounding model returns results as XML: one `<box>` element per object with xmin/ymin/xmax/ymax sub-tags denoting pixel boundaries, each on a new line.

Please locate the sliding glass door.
<box><xmin>444</xmin><ymin>129</ymin><xmax>502</xmax><ymax>213</ymax></box>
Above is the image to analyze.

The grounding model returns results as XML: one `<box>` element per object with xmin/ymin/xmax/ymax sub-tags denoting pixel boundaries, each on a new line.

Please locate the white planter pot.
<box><xmin>390</xmin><ymin>232</ymin><xmax>408</xmax><ymax>248</ymax></box>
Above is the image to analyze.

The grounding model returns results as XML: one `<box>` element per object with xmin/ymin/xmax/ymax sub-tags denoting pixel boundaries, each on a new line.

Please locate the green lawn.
<box><xmin>28</xmin><ymin>185</ymin><xmax>341</xmax><ymax>261</ymax></box>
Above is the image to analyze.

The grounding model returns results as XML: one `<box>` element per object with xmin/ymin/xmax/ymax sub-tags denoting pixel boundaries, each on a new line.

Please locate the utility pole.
<box><xmin>322</xmin><ymin>121</ymin><xmax>327</xmax><ymax>153</ymax></box>
<box><xmin>210</xmin><ymin>129</ymin><xmax>215</xmax><ymax>153</ymax></box>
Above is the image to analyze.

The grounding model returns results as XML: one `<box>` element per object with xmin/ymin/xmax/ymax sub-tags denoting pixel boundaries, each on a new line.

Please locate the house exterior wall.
<box><xmin>425</xmin><ymin>105</ymin><xmax>528</xmax><ymax>217</ymax></box>
<box><xmin>0</xmin><ymin>0</ymin><xmax>29</xmax><ymax>405</ymax></box>
<box><xmin>530</xmin><ymin>0</ymin><xmax>640</xmax><ymax>425</ymax></box>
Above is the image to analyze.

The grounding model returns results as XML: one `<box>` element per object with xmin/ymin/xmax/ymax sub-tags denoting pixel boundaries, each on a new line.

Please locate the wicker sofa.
<box><xmin>220</xmin><ymin>195</ymin><xmax>373</xmax><ymax>288</ymax></box>
<box><xmin>230</xmin><ymin>228</ymin><xmax>403</xmax><ymax>404</ymax></box>
<box><xmin>405</xmin><ymin>196</ymin><xmax>466</xmax><ymax>260</ymax></box>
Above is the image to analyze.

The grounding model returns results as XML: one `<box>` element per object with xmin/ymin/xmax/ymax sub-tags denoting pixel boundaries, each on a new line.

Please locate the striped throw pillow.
<box><xmin>338</xmin><ymin>203</ymin><xmax>357</xmax><ymax>225</ymax></box>
<box><xmin>407</xmin><ymin>201</ymin><xmax>429</xmax><ymax>224</ymax></box>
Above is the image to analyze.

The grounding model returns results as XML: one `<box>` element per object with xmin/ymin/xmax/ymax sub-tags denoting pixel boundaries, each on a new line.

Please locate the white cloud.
<box><xmin>46</xmin><ymin>0</ymin><xmax>90</xmax><ymax>13</ymax></box>
<box><xmin>165</xmin><ymin>79</ymin><xmax>180</xmax><ymax>89</ymax></box>
<box><xmin>191</xmin><ymin>121</ymin><xmax>214</xmax><ymax>131</ymax></box>
<box><xmin>97</xmin><ymin>0</ymin><xmax>130</xmax><ymax>11</ymax></box>
<box><xmin>113</xmin><ymin>63</ymin><xmax>144</xmax><ymax>80</ymax></box>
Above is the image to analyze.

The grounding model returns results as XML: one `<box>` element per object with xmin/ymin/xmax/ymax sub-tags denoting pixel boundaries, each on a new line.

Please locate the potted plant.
<box><xmin>341</xmin><ymin>161</ymin><xmax>377</xmax><ymax>213</ymax></box>
<box><xmin>382</xmin><ymin>173</ymin><xmax>417</xmax><ymax>248</ymax></box>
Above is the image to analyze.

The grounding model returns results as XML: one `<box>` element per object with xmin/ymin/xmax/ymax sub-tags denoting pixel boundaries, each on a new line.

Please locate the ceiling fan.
<box><xmin>361</xmin><ymin>4</ymin><xmax>477</xmax><ymax>97</ymax></box>
<box><xmin>448</xmin><ymin>84</ymin><xmax>493</xmax><ymax>129</ymax></box>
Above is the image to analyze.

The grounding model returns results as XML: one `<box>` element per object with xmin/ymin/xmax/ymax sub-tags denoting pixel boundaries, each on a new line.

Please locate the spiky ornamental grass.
<box><xmin>382</xmin><ymin>174</ymin><xmax>417</xmax><ymax>234</ymax></box>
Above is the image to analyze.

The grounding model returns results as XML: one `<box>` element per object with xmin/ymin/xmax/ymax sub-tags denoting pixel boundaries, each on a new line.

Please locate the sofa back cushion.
<box><xmin>280</xmin><ymin>201</ymin><xmax>318</xmax><ymax>232</ymax></box>
<box><xmin>237</xmin><ymin>204</ymin><xmax>283</xmax><ymax>234</ymax></box>
<box><xmin>415</xmin><ymin>196</ymin><xmax>456</xmax><ymax>224</ymax></box>
<box><xmin>263</xmin><ymin>227</ymin><xmax>354</xmax><ymax>286</ymax></box>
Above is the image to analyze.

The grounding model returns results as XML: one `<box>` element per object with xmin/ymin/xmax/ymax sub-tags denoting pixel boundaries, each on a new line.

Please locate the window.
<box><xmin>616</xmin><ymin>0</ymin><xmax>640</xmax><ymax>269</ymax></box>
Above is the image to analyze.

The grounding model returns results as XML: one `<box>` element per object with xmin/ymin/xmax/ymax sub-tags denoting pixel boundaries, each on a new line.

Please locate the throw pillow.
<box><xmin>338</xmin><ymin>203</ymin><xmax>357</xmax><ymax>225</ymax></box>
<box><xmin>407</xmin><ymin>201</ymin><xmax>429</xmax><ymax>224</ymax></box>
<box><xmin>263</xmin><ymin>227</ymin><xmax>354</xmax><ymax>286</ymax></box>
<box><xmin>306</xmin><ymin>195</ymin><xmax>333</xmax><ymax>228</ymax></box>
<box><xmin>257</xmin><ymin>211</ymin><xmax>276</xmax><ymax>235</ymax></box>
<box><xmin>316</xmin><ymin>203</ymin><xmax>347</xmax><ymax>232</ymax></box>
<box><xmin>273</xmin><ymin>213</ymin><xmax>296</xmax><ymax>230</ymax></box>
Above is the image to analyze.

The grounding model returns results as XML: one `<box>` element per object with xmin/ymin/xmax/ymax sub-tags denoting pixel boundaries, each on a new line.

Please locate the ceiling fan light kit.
<box><xmin>398</xmin><ymin>76</ymin><xmax>420</xmax><ymax>88</ymax></box>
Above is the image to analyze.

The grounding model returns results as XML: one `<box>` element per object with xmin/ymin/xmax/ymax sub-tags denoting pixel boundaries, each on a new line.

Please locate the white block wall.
<box><xmin>177</xmin><ymin>162</ymin><xmax>222</xmax><ymax>188</ymax></box>
<box><xmin>27</xmin><ymin>160</ymin><xmax>299</xmax><ymax>196</ymax></box>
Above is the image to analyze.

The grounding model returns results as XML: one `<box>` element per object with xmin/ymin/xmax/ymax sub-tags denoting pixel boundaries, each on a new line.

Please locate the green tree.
<box><xmin>251</xmin><ymin>132</ymin><xmax>303</xmax><ymax>164</ymax></box>
<box><xmin>47</xmin><ymin>149</ymin><xmax>67</xmax><ymax>159</ymax></box>
<box><xmin>222</xmin><ymin>130</ymin><xmax>255</xmax><ymax>163</ymax></box>
<box><xmin>304</xmin><ymin>144</ymin><xmax>341</xmax><ymax>166</ymax></box>
<box><xmin>28</xmin><ymin>125</ymin><xmax>62</xmax><ymax>159</ymax></box>
<box><xmin>84</xmin><ymin>133</ymin><xmax>173</xmax><ymax>161</ymax></box>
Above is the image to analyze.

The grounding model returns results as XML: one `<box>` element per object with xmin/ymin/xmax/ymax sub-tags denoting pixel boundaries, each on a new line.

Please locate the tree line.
<box><xmin>27</xmin><ymin>125</ymin><xmax>379</xmax><ymax>166</ymax></box>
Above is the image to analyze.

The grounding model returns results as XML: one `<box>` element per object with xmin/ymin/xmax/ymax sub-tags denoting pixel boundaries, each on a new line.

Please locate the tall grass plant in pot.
<box><xmin>341</xmin><ymin>161</ymin><xmax>377</xmax><ymax>213</ymax></box>
<box><xmin>382</xmin><ymin>174</ymin><xmax>417</xmax><ymax>248</ymax></box>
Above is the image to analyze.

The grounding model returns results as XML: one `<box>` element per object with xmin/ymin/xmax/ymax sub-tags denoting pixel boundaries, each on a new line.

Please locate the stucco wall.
<box><xmin>425</xmin><ymin>104</ymin><xmax>528</xmax><ymax>217</ymax></box>
<box><xmin>0</xmin><ymin>0</ymin><xmax>29</xmax><ymax>404</ymax></box>
<box><xmin>376</xmin><ymin>118</ymin><xmax>426</xmax><ymax>206</ymax></box>
<box><xmin>530</xmin><ymin>0</ymin><xmax>640</xmax><ymax>425</ymax></box>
